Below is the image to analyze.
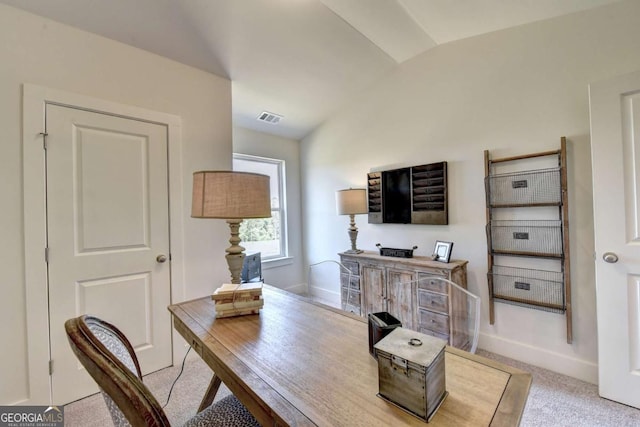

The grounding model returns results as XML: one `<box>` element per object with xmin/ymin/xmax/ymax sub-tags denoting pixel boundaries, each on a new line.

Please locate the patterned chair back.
<box><xmin>65</xmin><ymin>315</ymin><xmax>171</xmax><ymax>427</ymax></box>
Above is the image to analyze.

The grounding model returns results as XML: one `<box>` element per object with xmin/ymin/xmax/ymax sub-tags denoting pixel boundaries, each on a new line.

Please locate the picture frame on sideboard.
<box><xmin>433</xmin><ymin>240</ymin><xmax>453</xmax><ymax>263</ymax></box>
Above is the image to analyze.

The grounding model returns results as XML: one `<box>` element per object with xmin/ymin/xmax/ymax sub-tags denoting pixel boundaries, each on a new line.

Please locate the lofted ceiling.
<box><xmin>0</xmin><ymin>0</ymin><xmax>621</xmax><ymax>140</ymax></box>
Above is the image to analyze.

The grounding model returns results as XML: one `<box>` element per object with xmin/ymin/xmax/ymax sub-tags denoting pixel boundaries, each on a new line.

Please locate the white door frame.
<box><xmin>22</xmin><ymin>84</ymin><xmax>186</xmax><ymax>405</ymax></box>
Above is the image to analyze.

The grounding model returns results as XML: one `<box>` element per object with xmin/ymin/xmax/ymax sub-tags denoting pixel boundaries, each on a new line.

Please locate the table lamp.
<box><xmin>192</xmin><ymin>171</ymin><xmax>271</xmax><ymax>284</ymax></box>
<box><xmin>336</xmin><ymin>188</ymin><xmax>368</xmax><ymax>254</ymax></box>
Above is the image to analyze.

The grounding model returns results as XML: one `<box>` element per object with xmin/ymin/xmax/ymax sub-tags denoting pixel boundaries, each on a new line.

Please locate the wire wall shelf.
<box><xmin>484</xmin><ymin>138</ymin><xmax>572</xmax><ymax>343</ymax></box>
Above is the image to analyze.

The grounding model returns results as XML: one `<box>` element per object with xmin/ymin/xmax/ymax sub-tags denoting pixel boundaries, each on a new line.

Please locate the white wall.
<box><xmin>233</xmin><ymin>127</ymin><xmax>305</xmax><ymax>292</ymax></box>
<box><xmin>301</xmin><ymin>0</ymin><xmax>640</xmax><ymax>383</ymax></box>
<box><xmin>0</xmin><ymin>4</ymin><xmax>233</xmax><ymax>404</ymax></box>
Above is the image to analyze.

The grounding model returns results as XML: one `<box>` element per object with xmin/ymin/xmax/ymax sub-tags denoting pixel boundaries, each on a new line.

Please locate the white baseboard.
<box><xmin>479</xmin><ymin>332</ymin><xmax>598</xmax><ymax>384</ymax></box>
<box><xmin>281</xmin><ymin>282</ymin><xmax>308</xmax><ymax>295</ymax></box>
<box><xmin>308</xmin><ymin>285</ymin><xmax>340</xmax><ymax>308</ymax></box>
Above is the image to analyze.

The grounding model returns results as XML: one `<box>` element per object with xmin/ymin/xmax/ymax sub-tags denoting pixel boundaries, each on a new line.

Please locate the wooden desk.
<box><xmin>168</xmin><ymin>286</ymin><xmax>531</xmax><ymax>426</ymax></box>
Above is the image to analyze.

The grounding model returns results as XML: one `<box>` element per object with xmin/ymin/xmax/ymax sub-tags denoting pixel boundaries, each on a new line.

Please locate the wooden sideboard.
<box><xmin>339</xmin><ymin>251</ymin><xmax>469</xmax><ymax>349</ymax></box>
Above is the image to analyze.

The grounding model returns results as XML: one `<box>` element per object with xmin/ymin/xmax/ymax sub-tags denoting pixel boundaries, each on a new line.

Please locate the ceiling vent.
<box><xmin>257</xmin><ymin>111</ymin><xmax>283</xmax><ymax>125</ymax></box>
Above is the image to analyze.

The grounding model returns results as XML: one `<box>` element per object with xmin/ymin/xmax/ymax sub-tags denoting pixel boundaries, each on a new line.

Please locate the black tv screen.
<box><xmin>382</xmin><ymin>168</ymin><xmax>411</xmax><ymax>224</ymax></box>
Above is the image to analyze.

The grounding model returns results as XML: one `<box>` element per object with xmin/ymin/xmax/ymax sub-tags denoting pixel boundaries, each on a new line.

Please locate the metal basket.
<box><xmin>488</xmin><ymin>220</ymin><xmax>563</xmax><ymax>257</ymax></box>
<box><xmin>489</xmin><ymin>265</ymin><xmax>565</xmax><ymax>313</ymax></box>
<box><xmin>376</xmin><ymin>244</ymin><xmax>417</xmax><ymax>258</ymax></box>
<box><xmin>486</xmin><ymin>168</ymin><xmax>561</xmax><ymax>207</ymax></box>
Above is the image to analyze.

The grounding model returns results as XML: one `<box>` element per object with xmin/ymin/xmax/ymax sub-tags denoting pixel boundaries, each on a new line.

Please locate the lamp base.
<box><xmin>346</xmin><ymin>216</ymin><xmax>363</xmax><ymax>254</ymax></box>
<box><xmin>343</xmin><ymin>249</ymin><xmax>364</xmax><ymax>254</ymax></box>
<box><xmin>225</xmin><ymin>252</ymin><xmax>245</xmax><ymax>284</ymax></box>
<box><xmin>226</xmin><ymin>219</ymin><xmax>245</xmax><ymax>284</ymax></box>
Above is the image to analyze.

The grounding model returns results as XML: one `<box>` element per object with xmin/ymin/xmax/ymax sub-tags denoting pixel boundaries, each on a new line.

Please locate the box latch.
<box><xmin>391</xmin><ymin>354</ymin><xmax>409</xmax><ymax>375</ymax></box>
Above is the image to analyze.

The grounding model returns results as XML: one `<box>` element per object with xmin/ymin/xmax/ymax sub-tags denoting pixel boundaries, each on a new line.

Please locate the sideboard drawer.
<box><xmin>342</xmin><ymin>260</ymin><xmax>360</xmax><ymax>276</ymax></box>
<box><xmin>341</xmin><ymin>287</ymin><xmax>361</xmax><ymax>309</ymax></box>
<box><xmin>341</xmin><ymin>272</ymin><xmax>360</xmax><ymax>290</ymax></box>
<box><xmin>417</xmin><ymin>273</ymin><xmax>447</xmax><ymax>294</ymax></box>
<box><xmin>419</xmin><ymin>327</ymin><xmax>449</xmax><ymax>343</ymax></box>
<box><xmin>418</xmin><ymin>309</ymin><xmax>449</xmax><ymax>336</ymax></box>
<box><xmin>418</xmin><ymin>290</ymin><xmax>449</xmax><ymax>314</ymax></box>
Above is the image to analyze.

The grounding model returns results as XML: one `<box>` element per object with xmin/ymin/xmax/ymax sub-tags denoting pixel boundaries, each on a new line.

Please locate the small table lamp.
<box><xmin>336</xmin><ymin>188</ymin><xmax>368</xmax><ymax>254</ymax></box>
<box><xmin>192</xmin><ymin>171</ymin><xmax>271</xmax><ymax>284</ymax></box>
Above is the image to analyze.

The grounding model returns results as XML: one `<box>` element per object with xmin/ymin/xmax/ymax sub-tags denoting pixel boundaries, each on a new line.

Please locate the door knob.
<box><xmin>156</xmin><ymin>254</ymin><xmax>168</xmax><ymax>263</ymax></box>
<box><xmin>602</xmin><ymin>252</ymin><xmax>619</xmax><ymax>263</ymax></box>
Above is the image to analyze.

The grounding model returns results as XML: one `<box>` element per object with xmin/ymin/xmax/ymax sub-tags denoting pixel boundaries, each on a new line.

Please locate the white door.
<box><xmin>589</xmin><ymin>69</ymin><xmax>640</xmax><ymax>409</ymax></box>
<box><xmin>45</xmin><ymin>104</ymin><xmax>173</xmax><ymax>404</ymax></box>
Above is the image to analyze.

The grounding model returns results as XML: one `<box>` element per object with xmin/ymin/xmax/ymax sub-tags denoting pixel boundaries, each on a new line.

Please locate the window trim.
<box><xmin>233</xmin><ymin>153</ymin><xmax>288</xmax><ymax>261</ymax></box>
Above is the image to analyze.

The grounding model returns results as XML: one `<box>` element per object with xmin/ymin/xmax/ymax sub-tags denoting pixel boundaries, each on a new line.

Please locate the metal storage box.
<box><xmin>374</xmin><ymin>327</ymin><xmax>447</xmax><ymax>422</ymax></box>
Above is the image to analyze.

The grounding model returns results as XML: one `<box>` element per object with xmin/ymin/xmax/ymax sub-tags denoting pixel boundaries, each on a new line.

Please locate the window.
<box><xmin>233</xmin><ymin>154</ymin><xmax>287</xmax><ymax>260</ymax></box>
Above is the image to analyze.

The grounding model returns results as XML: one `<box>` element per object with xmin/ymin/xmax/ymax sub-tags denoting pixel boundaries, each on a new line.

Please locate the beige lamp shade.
<box><xmin>336</xmin><ymin>188</ymin><xmax>368</xmax><ymax>215</ymax></box>
<box><xmin>192</xmin><ymin>171</ymin><xmax>271</xmax><ymax>219</ymax></box>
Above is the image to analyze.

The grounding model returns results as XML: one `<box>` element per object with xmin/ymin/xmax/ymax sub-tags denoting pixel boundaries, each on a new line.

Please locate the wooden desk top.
<box><xmin>169</xmin><ymin>286</ymin><xmax>531</xmax><ymax>426</ymax></box>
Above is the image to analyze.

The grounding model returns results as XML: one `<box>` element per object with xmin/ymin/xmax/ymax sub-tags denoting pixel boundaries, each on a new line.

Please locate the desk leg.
<box><xmin>198</xmin><ymin>374</ymin><xmax>222</xmax><ymax>412</ymax></box>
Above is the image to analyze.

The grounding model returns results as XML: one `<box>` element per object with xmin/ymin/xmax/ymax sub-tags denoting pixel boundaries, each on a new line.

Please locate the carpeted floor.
<box><xmin>64</xmin><ymin>350</ymin><xmax>640</xmax><ymax>426</ymax></box>
<box><xmin>475</xmin><ymin>350</ymin><xmax>640</xmax><ymax>427</ymax></box>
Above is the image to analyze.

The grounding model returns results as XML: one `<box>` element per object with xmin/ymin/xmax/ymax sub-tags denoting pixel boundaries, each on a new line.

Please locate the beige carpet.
<box><xmin>476</xmin><ymin>350</ymin><xmax>640</xmax><ymax>427</ymax></box>
<box><xmin>65</xmin><ymin>350</ymin><xmax>640</xmax><ymax>426</ymax></box>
